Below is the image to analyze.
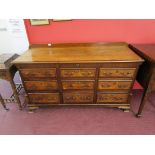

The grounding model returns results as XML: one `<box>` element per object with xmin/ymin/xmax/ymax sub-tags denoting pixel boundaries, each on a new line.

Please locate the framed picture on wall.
<box><xmin>30</xmin><ymin>19</ymin><xmax>49</xmax><ymax>26</ymax></box>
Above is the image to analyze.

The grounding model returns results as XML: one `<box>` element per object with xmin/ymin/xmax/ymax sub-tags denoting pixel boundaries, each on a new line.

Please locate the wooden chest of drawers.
<box><xmin>13</xmin><ymin>42</ymin><xmax>143</xmax><ymax>112</ymax></box>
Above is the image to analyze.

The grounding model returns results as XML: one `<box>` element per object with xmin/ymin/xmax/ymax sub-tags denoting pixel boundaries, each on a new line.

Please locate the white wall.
<box><xmin>0</xmin><ymin>19</ymin><xmax>29</xmax><ymax>55</ymax></box>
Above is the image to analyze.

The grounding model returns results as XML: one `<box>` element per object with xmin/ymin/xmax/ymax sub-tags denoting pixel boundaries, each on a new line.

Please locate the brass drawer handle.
<box><xmin>103</xmin><ymin>72</ymin><xmax>112</xmax><ymax>75</ymax></box>
<box><xmin>127</xmin><ymin>72</ymin><xmax>131</xmax><ymax>75</ymax></box>
<box><xmin>66</xmin><ymin>96</ymin><xmax>76</xmax><ymax>100</ymax></box>
<box><xmin>120</xmin><ymin>72</ymin><xmax>132</xmax><ymax>76</ymax></box>
<box><xmin>85</xmin><ymin>84</ymin><xmax>91</xmax><ymax>87</ymax></box>
<box><xmin>75</xmin><ymin>64</ymin><xmax>80</xmax><ymax>67</ymax></box>
<box><xmin>68</xmin><ymin>84</ymin><xmax>73</xmax><ymax>87</ymax></box>
<box><xmin>101</xmin><ymin>84</ymin><xmax>111</xmax><ymax>88</ymax></box>
<box><xmin>113</xmin><ymin>97</ymin><xmax>123</xmax><ymax>101</ymax></box>
<box><xmin>86</xmin><ymin>96</ymin><xmax>91</xmax><ymax>100</ymax></box>
<box><xmin>66</xmin><ymin>97</ymin><xmax>70</xmax><ymax>100</ymax></box>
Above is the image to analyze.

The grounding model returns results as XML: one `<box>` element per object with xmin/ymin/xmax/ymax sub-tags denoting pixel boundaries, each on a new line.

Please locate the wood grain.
<box><xmin>24</xmin><ymin>81</ymin><xmax>58</xmax><ymax>91</ymax></box>
<box><xmin>98</xmin><ymin>80</ymin><xmax>132</xmax><ymax>90</ymax></box>
<box><xmin>13</xmin><ymin>43</ymin><xmax>143</xmax><ymax>111</ymax></box>
<box><xmin>13</xmin><ymin>42</ymin><xmax>143</xmax><ymax>63</ymax></box>
<box><xmin>99</xmin><ymin>68</ymin><xmax>136</xmax><ymax>78</ymax></box>
<box><xmin>62</xmin><ymin>80</ymin><xmax>95</xmax><ymax>90</ymax></box>
<box><xmin>20</xmin><ymin>68</ymin><xmax>56</xmax><ymax>80</ymax></box>
<box><xmin>60</xmin><ymin>68</ymin><xmax>96</xmax><ymax>78</ymax></box>
<box><xmin>97</xmin><ymin>93</ymin><xmax>128</xmax><ymax>103</ymax></box>
<box><xmin>28</xmin><ymin>93</ymin><xmax>59</xmax><ymax>103</ymax></box>
<box><xmin>63</xmin><ymin>91</ymin><xmax>94</xmax><ymax>103</ymax></box>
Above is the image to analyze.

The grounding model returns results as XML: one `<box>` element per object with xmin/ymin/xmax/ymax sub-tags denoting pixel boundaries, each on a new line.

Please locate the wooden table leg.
<box><xmin>136</xmin><ymin>87</ymin><xmax>150</xmax><ymax>117</ymax></box>
<box><xmin>9</xmin><ymin>78</ymin><xmax>22</xmax><ymax>110</ymax></box>
<box><xmin>0</xmin><ymin>94</ymin><xmax>9</xmax><ymax>110</ymax></box>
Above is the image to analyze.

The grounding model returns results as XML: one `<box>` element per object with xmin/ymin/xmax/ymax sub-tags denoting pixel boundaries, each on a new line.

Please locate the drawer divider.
<box><xmin>57</xmin><ymin>65</ymin><xmax>63</xmax><ymax>104</ymax></box>
<box><xmin>93</xmin><ymin>66</ymin><xmax>100</xmax><ymax>104</ymax></box>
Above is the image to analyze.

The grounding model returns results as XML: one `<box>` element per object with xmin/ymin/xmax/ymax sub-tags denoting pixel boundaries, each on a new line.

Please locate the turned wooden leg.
<box><xmin>9</xmin><ymin>78</ymin><xmax>22</xmax><ymax>110</ymax></box>
<box><xmin>136</xmin><ymin>70</ymin><xmax>155</xmax><ymax>118</ymax></box>
<box><xmin>0</xmin><ymin>94</ymin><xmax>9</xmax><ymax>110</ymax></box>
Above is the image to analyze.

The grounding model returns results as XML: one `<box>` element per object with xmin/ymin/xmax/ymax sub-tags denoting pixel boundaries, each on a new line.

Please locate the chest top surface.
<box><xmin>130</xmin><ymin>44</ymin><xmax>155</xmax><ymax>64</ymax></box>
<box><xmin>13</xmin><ymin>42</ymin><xmax>143</xmax><ymax>64</ymax></box>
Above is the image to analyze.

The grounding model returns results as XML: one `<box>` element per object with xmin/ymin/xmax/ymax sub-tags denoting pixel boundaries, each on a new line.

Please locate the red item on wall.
<box><xmin>24</xmin><ymin>19</ymin><xmax>155</xmax><ymax>44</ymax></box>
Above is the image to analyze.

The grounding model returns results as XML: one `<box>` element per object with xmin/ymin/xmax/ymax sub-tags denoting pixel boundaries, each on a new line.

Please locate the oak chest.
<box><xmin>12</xmin><ymin>42</ymin><xmax>143</xmax><ymax>112</ymax></box>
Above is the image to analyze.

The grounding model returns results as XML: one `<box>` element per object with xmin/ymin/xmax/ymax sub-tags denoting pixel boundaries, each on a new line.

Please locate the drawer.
<box><xmin>98</xmin><ymin>80</ymin><xmax>132</xmax><ymax>90</ymax></box>
<box><xmin>99</xmin><ymin>68</ymin><xmax>135</xmax><ymax>78</ymax></box>
<box><xmin>24</xmin><ymin>81</ymin><xmax>58</xmax><ymax>91</ymax></box>
<box><xmin>63</xmin><ymin>92</ymin><xmax>94</xmax><ymax>103</ymax></box>
<box><xmin>62</xmin><ymin>80</ymin><xmax>95</xmax><ymax>90</ymax></box>
<box><xmin>28</xmin><ymin>93</ymin><xmax>59</xmax><ymax>103</ymax></box>
<box><xmin>20</xmin><ymin>68</ymin><xmax>56</xmax><ymax>80</ymax></box>
<box><xmin>97</xmin><ymin>93</ymin><xmax>128</xmax><ymax>103</ymax></box>
<box><xmin>60</xmin><ymin>68</ymin><xmax>96</xmax><ymax>78</ymax></box>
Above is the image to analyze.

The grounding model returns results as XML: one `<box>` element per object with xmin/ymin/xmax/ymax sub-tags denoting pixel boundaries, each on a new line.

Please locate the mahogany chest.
<box><xmin>12</xmin><ymin>42</ymin><xmax>144</xmax><ymax>112</ymax></box>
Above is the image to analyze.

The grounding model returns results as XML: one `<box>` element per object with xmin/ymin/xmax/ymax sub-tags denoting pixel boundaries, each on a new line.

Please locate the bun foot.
<box><xmin>123</xmin><ymin>109</ymin><xmax>130</xmax><ymax>112</ymax></box>
<box><xmin>118</xmin><ymin>106</ymin><xmax>130</xmax><ymax>112</ymax></box>
<box><xmin>28</xmin><ymin>106</ymin><xmax>38</xmax><ymax>113</ymax></box>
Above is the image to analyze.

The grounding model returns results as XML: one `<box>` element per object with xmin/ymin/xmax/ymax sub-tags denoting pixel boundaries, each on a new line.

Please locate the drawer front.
<box><xmin>62</xmin><ymin>80</ymin><xmax>95</xmax><ymax>90</ymax></box>
<box><xmin>99</xmin><ymin>68</ymin><xmax>135</xmax><ymax>78</ymax></box>
<box><xmin>24</xmin><ymin>81</ymin><xmax>58</xmax><ymax>91</ymax></box>
<box><xmin>28</xmin><ymin>93</ymin><xmax>59</xmax><ymax>103</ymax></box>
<box><xmin>20</xmin><ymin>68</ymin><xmax>56</xmax><ymax>80</ymax></box>
<box><xmin>98</xmin><ymin>80</ymin><xmax>132</xmax><ymax>90</ymax></box>
<box><xmin>63</xmin><ymin>92</ymin><xmax>94</xmax><ymax>103</ymax></box>
<box><xmin>97</xmin><ymin>93</ymin><xmax>128</xmax><ymax>103</ymax></box>
<box><xmin>60</xmin><ymin>68</ymin><xmax>96</xmax><ymax>78</ymax></box>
